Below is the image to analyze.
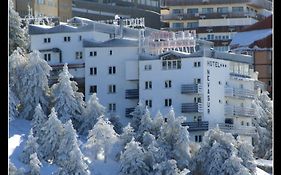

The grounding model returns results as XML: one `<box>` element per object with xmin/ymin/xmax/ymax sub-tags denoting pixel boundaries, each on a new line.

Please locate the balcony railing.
<box><xmin>181</xmin><ymin>103</ymin><xmax>203</xmax><ymax>113</ymax></box>
<box><xmin>182</xmin><ymin>121</ymin><xmax>209</xmax><ymax>131</ymax></box>
<box><xmin>125</xmin><ymin>89</ymin><xmax>139</xmax><ymax>99</ymax></box>
<box><xmin>230</xmin><ymin>72</ymin><xmax>251</xmax><ymax>79</ymax></box>
<box><xmin>181</xmin><ymin>84</ymin><xmax>202</xmax><ymax>94</ymax></box>
<box><xmin>225</xmin><ymin>87</ymin><xmax>255</xmax><ymax>99</ymax></box>
<box><xmin>225</xmin><ymin>105</ymin><xmax>256</xmax><ymax>117</ymax></box>
<box><xmin>161</xmin><ymin>12</ymin><xmax>264</xmax><ymax>21</ymax></box>
<box><xmin>214</xmin><ymin>123</ymin><xmax>257</xmax><ymax>136</ymax></box>
<box><xmin>125</xmin><ymin>107</ymin><xmax>135</xmax><ymax>118</ymax></box>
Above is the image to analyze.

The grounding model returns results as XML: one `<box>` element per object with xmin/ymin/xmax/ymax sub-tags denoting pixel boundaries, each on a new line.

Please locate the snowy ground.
<box><xmin>8</xmin><ymin>118</ymin><xmax>273</xmax><ymax>175</ymax></box>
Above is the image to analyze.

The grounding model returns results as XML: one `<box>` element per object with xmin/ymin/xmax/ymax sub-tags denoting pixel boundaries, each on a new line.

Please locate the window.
<box><xmin>241</xmin><ymin>121</ymin><xmax>244</xmax><ymax>125</ymax></box>
<box><xmin>37</xmin><ymin>0</ymin><xmax>44</xmax><ymax>4</ymax></box>
<box><xmin>172</xmin><ymin>22</ymin><xmax>184</xmax><ymax>29</ymax></box>
<box><xmin>194</xmin><ymin>97</ymin><xmax>201</xmax><ymax>103</ymax></box>
<box><xmin>194</xmin><ymin>61</ymin><xmax>201</xmax><ymax>67</ymax></box>
<box><xmin>165</xmin><ymin>98</ymin><xmax>172</xmax><ymax>107</ymax></box>
<box><xmin>145</xmin><ymin>100</ymin><xmax>152</xmax><ymax>108</ymax></box>
<box><xmin>75</xmin><ymin>52</ymin><xmax>83</xmax><ymax>59</ymax></box>
<box><xmin>108</xmin><ymin>103</ymin><xmax>116</xmax><ymax>112</ymax></box>
<box><xmin>162</xmin><ymin>60</ymin><xmax>181</xmax><ymax>70</ymax></box>
<box><xmin>89</xmin><ymin>51</ymin><xmax>97</xmax><ymax>56</ymax></box>
<box><xmin>144</xmin><ymin>64</ymin><xmax>152</xmax><ymax>70</ymax></box>
<box><xmin>195</xmin><ymin>135</ymin><xmax>198</xmax><ymax>142</ymax></box>
<box><xmin>187</xmin><ymin>22</ymin><xmax>198</xmax><ymax>28</ymax></box>
<box><xmin>246</xmin><ymin>122</ymin><xmax>249</xmax><ymax>126</ymax></box>
<box><xmin>198</xmin><ymin>116</ymin><xmax>202</xmax><ymax>121</ymax></box>
<box><xmin>187</xmin><ymin>8</ymin><xmax>198</xmax><ymax>14</ymax></box>
<box><xmin>232</xmin><ymin>7</ymin><xmax>244</xmax><ymax>13</ymax></box>
<box><xmin>198</xmin><ymin>61</ymin><xmax>201</xmax><ymax>67</ymax></box>
<box><xmin>194</xmin><ymin>78</ymin><xmax>201</xmax><ymax>84</ymax></box>
<box><xmin>108</xmin><ymin>85</ymin><xmax>116</xmax><ymax>93</ymax></box>
<box><xmin>110</xmin><ymin>50</ymin><xmax>113</xmax><ymax>55</ymax></box>
<box><xmin>225</xmin><ymin>118</ymin><xmax>233</xmax><ymax>124</ymax></box>
<box><xmin>64</xmin><ymin>36</ymin><xmax>71</xmax><ymax>42</ymax></box>
<box><xmin>109</xmin><ymin>66</ymin><xmax>116</xmax><ymax>74</ymax></box>
<box><xmin>145</xmin><ymin>81</ymin><xmax>152</xmax><ymax>89</ymax></box>
<box><xmin>79</xmin><ymin>35</ymin><xmax>82</xmax><ymax>41</ymax></box>
<box><xmin>90</xmin><ymin>67</ymin><xmax>97</xmax><ymax>75</ymax></box>
<box><xmin>202</xmin><ymin>8</ymin><xmax>213</xmax><ymax>14</ymax></box>
<box><xmin>172</xmin><ymin>9</ymin><xmax>183</xmax><ymax>14</ymax></box>
<box><xmin>165</xmin><ymin>80</ymin><xmax>172</xmax><ymax>88</ymax></box>
<box><xmin>89</xmin><ymin>85</ymin><xmax>97</xmax><ymax>93</ymax></box>
<box><xmin>198</xmin><ymin>135</ymin><xmax>202</xmax><ymax>142</ymax></box>
<box><xmin>44</xmin><ymin>53</ymin><xmax>51</xmax><ymax>61</ymax></box>
<box><xmin>217</xmin><ymin>7</ymin><xmax>228</xmax><ymax>13</ymax></box>
<box><xmin>44</xmin><ymin>38</ymin><xmax>51</xmax><ymax>43</ymax></box>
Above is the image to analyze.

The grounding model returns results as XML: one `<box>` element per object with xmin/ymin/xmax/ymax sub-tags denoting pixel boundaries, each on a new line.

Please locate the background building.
<box><xmin>160</xmin><ymin>0</ymin><xmax>272</xmax><ymax>52</ymax></box>
<box><xmin>230</xmin><ymin>15</ymin><xmax>272</xmax><ymax>97</ymax></box>
<box><xmin>13</xmin><ymin>0</ymin><xmax>72</xmax><ymax>22</ymax></box>
<box><xmin>72</xmin><ymin>0</ymin><xmax>161</xmax><ymax>29</ymax></box>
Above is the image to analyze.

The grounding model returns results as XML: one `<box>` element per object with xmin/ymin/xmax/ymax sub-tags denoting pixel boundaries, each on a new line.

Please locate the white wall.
<box><xmin>198</xmin><ymin>18</ymin><xmax>258</xmax><ymax>27</ymax></box>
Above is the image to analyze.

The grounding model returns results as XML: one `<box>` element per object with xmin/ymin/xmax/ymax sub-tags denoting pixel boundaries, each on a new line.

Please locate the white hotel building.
<box><xmin>29</xmin><ymin>17</ymin><xmax>260</xmax><ymax>143</ymax></box>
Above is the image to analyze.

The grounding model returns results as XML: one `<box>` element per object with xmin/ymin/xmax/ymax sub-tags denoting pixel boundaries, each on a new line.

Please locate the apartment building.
<box><xmin>160</xmin><ymin>0</ymin><xmax>272</xmax><ymax>52</ymax></box>
<box><xmin>72</xmin><ymin>0</ymin><xmax>161</xmax><ymax>29</ymax></box>
<box><xmin>29</xmin><ymin>17</ymin><xmax>260</xmax><ymax>144</ymax></box>
<box><xmin>230</xmin><ymin>15</ymin><xmax>272</xmax><ymax>97</ymax></box>
<box><xmin>13</xmin><ymin>0</ymin><xmax>72</xmax><ymax>22</ymax></box>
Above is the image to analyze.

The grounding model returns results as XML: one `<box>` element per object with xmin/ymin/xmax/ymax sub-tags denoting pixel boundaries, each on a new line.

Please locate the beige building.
<box><xmin>13</xmin><ymin>0</ymin><xmax>72</xmax><ymax>22</ymax></box>
<box><xmin>160</xmin><ymin>0</ymin><xmax>272</xmax><ymax>52</ymax></box>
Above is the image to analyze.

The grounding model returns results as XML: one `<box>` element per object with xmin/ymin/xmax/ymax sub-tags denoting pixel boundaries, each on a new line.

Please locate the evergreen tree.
<box><xmin>9</xmin><ymin>161</ymin><xmax>24</xmax><ymax>175</ymax></box>
<box><xmin>108</xmin><ymin>114</ymin><xmax>123</xmax><ymax>134</ymax></box>
<box><xmin>38</xmin><ymin>108</ymin><xmax>64</xmax><ymax>162</ymax></box>
<box><xmin>56</xmin><ymin>120</ymin><xmax>90</xmax><ymax>175</ymax></box>
<box><xmin>252</xmin><ymin>91</ymin><xmax>273</xmax><ymax>159</ymax></box>
<box><xmin>29</xmin><ymin>153</ymin><xmax>42</xmax><ymax>175</ymax></box>
<box><xmin>84</xmin><ymin>116</ymin><xmax>119</xmax><ymax>162</ymax></box>
<box><xmin>158</xmin><ymin>107</ymin><xmax>190</xmax><ymax>170</ymax></box>
<box><xmin>130</xmin><ymin>101</ymin><xmax>146</xmax><ymax>132</ymax></box>
<box><xmin>9</xmin><ymin>86</ymin><xmax>19</xmax><ymax>121</ymax></box>
<box><xmin>153</xmin><ymin>159</ymin><xmax>190</xmax><ymax>175</ymax></box>
<box><xmin>137</xmin><ymin>107</ymin><xmax>153</xmax><ymax>142</ymax></box>
<box><xmin>20</xmin><ymin>50</ymin><xmax>52</xmax><ymax>120</ymax></box>
<box><xmin>151</xmin><ymin>111</ymin><xmax>164</xmax><ymax>138</ymax></box>
<box><xmin>222</xmin><ymin>155</ymin><xmax>251</xmax><ymax>175</ymax></box>
<box><xmin>79</xmin><ymin>93</ymin><xmax>105</xmax><ymax>135</ymax></box>
<box><xmin>9</xmin><ymin>0</ymin><xmax>29</xmax><ymax>55</ymax></box>
<box><xmin>19</xmin><ymin>129</ymin><xmax>39</xmax><ymax>164</ymax></box>
<box><xmin>31</xmin><ymin>104</ymin><xmax>48</xmax><ymax>137</ymax></box>
<box><xmin>237</xmin><ymin>138</ymin><xmax>257</xmax><ymax>174</ymax></box>
<box><xmin>120</xmin><ymin>123</ymin><xmax>136</xmax><ymax>148</ymax></box>
<box><xmin>120</xmin><ymin>138</ymin><xmax>150</xmax><ymax>175</ymax></box>
<box><xmin>51</xmin><ymin>63</ymin><xmax>85</xmax><ymax>124</ymax></box>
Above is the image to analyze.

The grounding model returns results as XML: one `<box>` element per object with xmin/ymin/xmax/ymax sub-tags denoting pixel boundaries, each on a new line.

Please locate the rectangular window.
<box><xmin>202</xmin><ymin>8</ymin><xmax>213</xmax><ymax>14</ymax></box>
<box><xmin>79</xmin><ymin>35</ymin><xmax>82</xmax><ymax>41</ymax></box>
<box><xmin>194</xmin><ymin>62</ymin><xmax>197</xmax><ymax>67</ymax></box>
<box><xmin>186</xmin><ymin>22</ymin><xmax>198</xmax><ymax>28</ymax></box>
<box><xmin>108</xmin><ymin>85</ymin><xmax>116</xmax><ymax>93</ymax></box>
<box><xmin>172</xmin><ymin>9</ymin><xmax>183</xmax><ymax>14</ymax></box>
<box><xmin>94</xmin><ymin>51</ymin><xmax>97</xmax><ymax>56</ymax></box>
<box><xmin>187</xmin><ymin>8</ymin><xmax>198</xmax><ymax>14</ymax></box>
<box><xmin>44</xmin><ymin>53</ymin><xmax>51</xmax><ymax>61</ymax></box>
<box><xmin>199</xmin><ymin>135</ymin><xmax>202</xmax><ymax>142</ymax></box>
<box><xmin>108</xmin><ymin>103</ymin><xmax>116</xmax><ymax>112</ymax></box>
<box><xmin>232</xmin><ymin>7</ymin><xmax>244</xmax><ymax>13</ymax></box>
<box><xmin>165</xmin><ymin>98</ymin><xmax>172</xmax><ymax>107</ymax></box>
<box><xmin>195</xmin><ymin>135</ymin><xmax>198</xmax><ymax>142</ymax></box>
<box><xmin>165</xmin><ymin>80</ymin><xmax>172</xmax><ymax>88</ymax></box>
<box><xmin>90</xmin><ymin>51</ymin><xmax>93</xmax><ymax>56</ymax></box>
<box><xmin>90</xmin><ymin>67</ymin><xmax>97</xmax><ymax>75</ymax></box>
<box><xmin>64</xmin><ymin>36</ymin><xmax>71</xmax><ymax>42</ymax></box>
<box><xmin>162</xmin><ymin>60</ymin><xmax>181</xmax><ymax>70</ymax></box>
<box><xmin>89</xmin><ymin>85</ymin><xmax>97</xmax><ymax>93</ymax></box>
<box><xmin>172</xmin><ymin>22</ymin><xmax>184</xmax><ymax>29</ymax></box>
<box><xmin>75</xmin><ymin>52</ymin><xmax>83</xmax><ymax>59</ymax></box>
<box><xmin>144</xmin><ymin>64</ymin><xmax>152</xmax><ymax>70</ymax></box>
<box><xmin>145</xmin><ymin>81</ymin><xmax>152</xmax><ymax>89</ymax></box>
<box><xmin>110</xmin><ymin>50</ymin><xmax>113</xmax><ymax>55</ymax></box>
<box><xmin>44</xmin><ymin>38</ymin><xmax>50</xmax><ymax>43</ymax></box>
<box><xmin>194</xmin><ymin>78</ymin><xmax>201</xmax><ymax>84</ymax></box>
<box><xmin>198</xmin><ymin>61</ymin><xmax>201</xmax><ymax>67</ymax></box>
<box><xmin>109</xmin><ymin>66</ymin><xmax>116</xmax><ymax>74</ymax></box>
<box><xmin>145</xmin><ymin>100</ymin><xmax>152</xmax><ymax>108</ymax></box>
<box><xmin>217</xmin><ymin>7</ymin><xmax>228</xmax><ymax>13</ymax></box>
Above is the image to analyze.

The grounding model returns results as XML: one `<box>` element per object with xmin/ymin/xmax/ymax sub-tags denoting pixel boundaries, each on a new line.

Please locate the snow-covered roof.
<box><xmin>230</xmin><ymin>29</ymin><xmax>272</xmax><ymax>48</ymax></box>
<box><xmin>83</xmin><ymin>38</ymin><xmax>139</xmax><ymax>48</ymax></box>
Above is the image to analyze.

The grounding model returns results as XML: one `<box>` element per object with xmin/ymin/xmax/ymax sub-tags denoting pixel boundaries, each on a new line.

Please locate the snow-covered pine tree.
<box><xmin>237</xmin><ymin>138</ymin><xmax>257</xmax><ymax>174</ymax></box>
<box><xmin>222</xmin><ymin>155</ymin><xmax>251</xmax><ymax>175</ymax></box>
<box><xmin>120</xmin><ymin>123</ymin><xmax>136</xmax><ymax>148</ymax></box>
<box><xmin>120</xmin><ymin>138</ymin><xmax>150</xmax><ymax>175</ymax></box>
<box><xmin>79</xmin><ymin>93</ymin><xmax>105</xmax><ymax>135</ymax></box>
<box><xmin>108</xmin><ymin>114</ymin><xmax>123</xmax><ymax>135</ymax></box>
<box><xmin>252</xmin><ymin>91</ymin><xmax>273</xmax><ymax>159</ymax></box>
<box><xmin>29</xmin><ymin>153</ymin><xmax>42</xmax><ymax>175</ymax></box>
<box><xmin>153</xmin><ymin>159</ymin><xmax>190</xmax><ymax>175</ymax></box>
<box><xmin>19</xmin><ymin>128</ymin><xmax>39</xmax><ymax>164</ymax></box>
<box><xmin>9</xmin><ymin>86</ymin><xmax>20</xmax><ymax>121</ymax></box>
<box><xmin>20</xmin><ymin>50</ymin><xmax>52</xmax><ymax>120</ymax></box>
<box><xmin>9</xmin><ymin>161</ymin><xmax>24</xmax><ymax>175</ymax></box>
<box><xmin>9</xmin><ymin>0</ymin><xmax>29</xmax><ymax>55</ymax></box>
<box><xmin>56</xmin><ymin>120</ymin><xmax>90</xmax><ymax>175</ymax></box>
<box><xmin>84</xmin><ymin>116</ymin><xmax>119</xmax><ymax>162</ymax></box>
<box><xmin>32</xmin><ymin>104</ymin><xmax>48</xmax><ymax>137</ymax></box>
<box><xmin>158</xmin><ymin>107</ymin><xmax>191</xmax><ymax>170</ymax></box>
<box><xmin>137</xmin><ymin>107</ymin><xmax>153</xmax><ymax>142</ymax></box>
<box><xmin>130</xmin><ymin>101</ymin><xmax>146</xmax><ymax>132</ymax></box>
<box><xmin>151</xmin><ymin>111</ymin><xmax>164</xmax><ymax>138</ymax></box>
<box><xmin>51</xmin><ymin>63</ymin><xmax>85</xmax><ymax>124</ymax></box>
<box><xmin>38</xmin><ymin>108</ymin><xmax>64</xmax><ymax>162</ymax></box>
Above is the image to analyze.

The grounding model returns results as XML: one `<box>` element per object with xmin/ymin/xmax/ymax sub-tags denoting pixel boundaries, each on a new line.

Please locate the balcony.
<box><xmin>225</xmin><ymin>105</ymin><xmax>256</xmax><ymax>117</ymax></box>
<box><xmin>225</xmin><ymin>87</ymin><xmax>255</xmax><ymax>99</ymax></box>
<box><xmin>181</xmin><ymin>103</ymin><xmax>203</xmax><ymax>113</ymax></box>
<box><xmin>125</xmin><ymin>89</ymin><xmax>139</xmax><ymax>99</ymax></box>
<box><xmin>181</xmin><ymin>84</ymin><xmax>202</xmax><ymax>94</ymax></box>
<box><xmin>125</xmin><ymin>108</ymin><xmax>135</xmax><ymax>118</ymax></box>
<box><xmin>182</xmin><ymin>121</ymin><xmax>209</xmax><ymax>131</ymax></box>
<box><xmin>215</xmin><ymin>123</ymin><xmax>256</xmax><ymax>136</ymax></box>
